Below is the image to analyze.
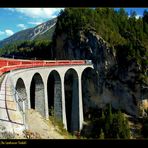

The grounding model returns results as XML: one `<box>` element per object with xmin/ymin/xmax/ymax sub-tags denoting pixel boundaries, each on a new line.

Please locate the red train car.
<box><xmin>0</xmin><ymin>58</ymin><xmax>88</xmax><ymax>76</ymax></box>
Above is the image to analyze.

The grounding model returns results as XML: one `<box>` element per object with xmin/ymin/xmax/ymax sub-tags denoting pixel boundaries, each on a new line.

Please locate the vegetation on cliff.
<box><xmin>81</xmin><ymin>104</ymin><xmax>130</xmax><ymax>139</ymax></box>
<box><xmin>52</xmin><ymin>8</ymin><xmax>148</xmax><ymax>138</ymax></box>
<box><xmin>0</xmin><ymin>39</ymin><xmax>53</xmax><ymax>60</ymax></box>
<box><xmin>53</xmin><ymin>8</ymin><xmax>147</xmax><ymax>85</ymax></box>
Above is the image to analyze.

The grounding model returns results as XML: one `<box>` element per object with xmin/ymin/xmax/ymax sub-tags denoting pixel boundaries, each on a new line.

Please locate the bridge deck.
<box><xmin>0</xmin><ymin>58</ymin><xmax>90</xmax><ymax>76</ymax></box>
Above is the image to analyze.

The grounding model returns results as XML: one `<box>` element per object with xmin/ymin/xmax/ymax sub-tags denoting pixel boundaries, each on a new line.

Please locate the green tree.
<box><xmin>99</xmin><ymin>128</ymin><xmax>104</xmax><ymax>139</ymax></box>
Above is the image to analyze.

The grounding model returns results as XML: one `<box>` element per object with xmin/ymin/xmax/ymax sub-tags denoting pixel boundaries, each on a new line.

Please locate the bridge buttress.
<box><xmin>43</xmin><ymin>80</ymin><xmax>49</xmax><ymax>120</ymax></box>
<box><xmin>61</xmin><ymin>75</ymin><xmax>67</xmax><ymax>130</ymax></box>
<box><xmin>78</xmin><ymin>75</ymin><xmax>84</xmax><ymax>131</ymax></box>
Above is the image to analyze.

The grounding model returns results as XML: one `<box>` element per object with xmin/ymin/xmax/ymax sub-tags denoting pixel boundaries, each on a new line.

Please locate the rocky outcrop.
<box><xmin>53</xmin><ymin>28</ymin><xmax>148</xmax><ymax>117</ymax></box>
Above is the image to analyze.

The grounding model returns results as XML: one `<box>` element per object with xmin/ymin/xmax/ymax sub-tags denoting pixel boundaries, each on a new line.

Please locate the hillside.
<box><xmin>0</xmin><ymin>18</ymin><xmax>57</xmax><ymax>48</ymax></box>
<box><xmin>21</xmin><ymin>109</ymin><xmax>65</xmax><ymax>139</ymax></box>
<box><xmin>0</xmin><ymin>109</ymin><xmax>72</xmax><ymax>139</ymax></box>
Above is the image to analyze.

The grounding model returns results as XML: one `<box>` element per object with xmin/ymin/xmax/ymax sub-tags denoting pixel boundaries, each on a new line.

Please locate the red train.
<box><xmin>0</xmin><ymin>58</ymin><xmax>91</xmax><ymax>76</ymax></box>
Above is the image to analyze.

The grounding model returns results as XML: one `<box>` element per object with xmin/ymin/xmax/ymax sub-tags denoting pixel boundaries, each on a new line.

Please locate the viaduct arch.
<box><xmin>5</xmin><ymin>64</ymin><xmax>95</xmax><ymax>133</ymax></box>
<box><xmin>15</xmin><ymin>78</ymin><xmax>28</xmax><ymax>112</ymax></box>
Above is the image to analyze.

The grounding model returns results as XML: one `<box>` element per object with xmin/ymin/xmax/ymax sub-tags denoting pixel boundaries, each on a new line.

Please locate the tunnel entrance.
<box><xmin>47</xmin><ymin>70</ymin><xmax>62</xmax><ymax>121</ymax></box>
<box><xmin>81</xmin><ymin>67</ymin><xmax>98</xmax><ymax>122</ymax></box>
<box><xmin>15</xmin><ymin>78</ymin><xmax>27</xmax><ymax>112</ymax></box>
<box><xmin>30</xmin><ymin>73</ymin><xmax>45</xmax><ymax>117</ymax></box>
<box><xmin>64</xmin><ymin>69</ymin><xmax>79</xmax><ymax>133</ymax></box>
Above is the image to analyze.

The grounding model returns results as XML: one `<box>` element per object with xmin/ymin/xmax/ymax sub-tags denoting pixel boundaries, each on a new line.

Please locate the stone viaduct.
<box><xmin>0</xmin><ymin>62</ymin><xmax>94</xmax><ymax>134</ymax></box>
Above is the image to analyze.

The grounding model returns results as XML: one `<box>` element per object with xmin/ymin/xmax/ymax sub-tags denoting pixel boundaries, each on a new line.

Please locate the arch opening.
<box><xmin>81</xmin><ymin>67</ymin><xmax>99</xmax><ymax>122</ymax></box>
<box><xmin>64</xmin><ymin>68</ymin><xmax>79</xmax><ymax>133</ymax></box>
<box><xmin>15</xmin><ymin>78</ymin><xmax>28</xmax><ymax>111</ymax></box>
<box><xmin>30</xmin><ymin>73</ymin><xmax>45</xmax><ymax>117</ymax></box>
<box><xmin>47</xmin><ymin>70</ymin><xmax>62</xmax><ymax>121</ymax></box>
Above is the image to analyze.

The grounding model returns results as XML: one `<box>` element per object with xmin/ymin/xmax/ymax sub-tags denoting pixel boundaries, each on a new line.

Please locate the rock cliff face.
<box><xmin>53</xmin><ymin>28</ymin><xmax>148</xmax><ymax>116</ymax></box>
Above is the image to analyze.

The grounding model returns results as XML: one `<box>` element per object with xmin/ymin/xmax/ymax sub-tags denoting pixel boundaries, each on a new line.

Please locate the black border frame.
<box><xmin>0</xmin><ymin>0</ymin><xmax>148</xmax><ymax>7</ymax></box>
<box><xmin>0</xmin><ymin>0</ymin><xmax>148</xmax><ymax>147</ymax></box>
